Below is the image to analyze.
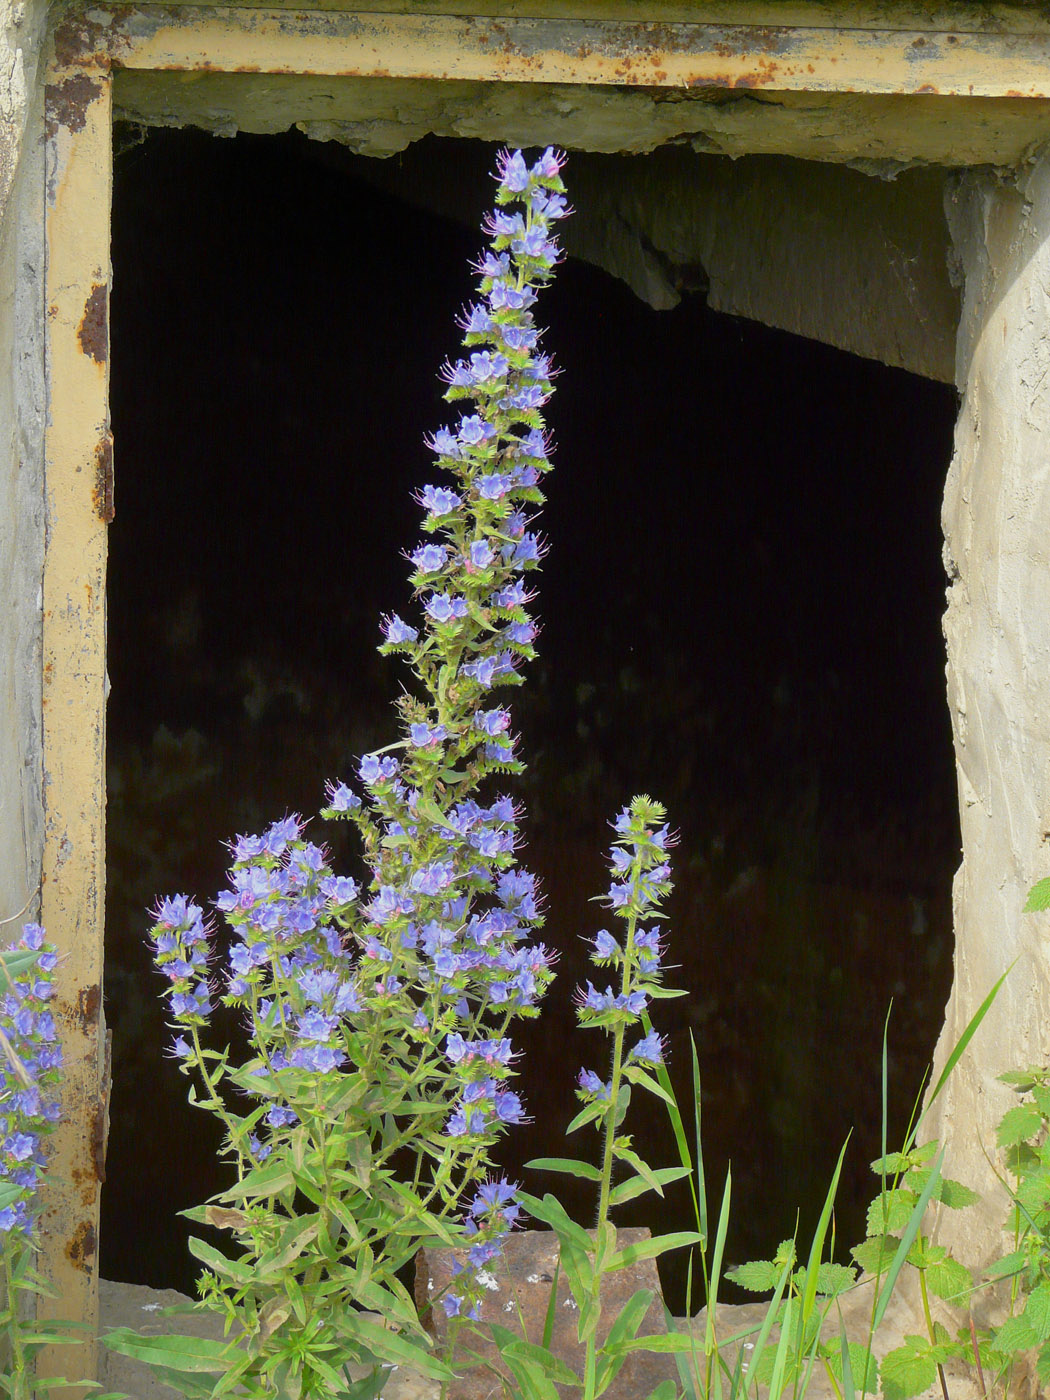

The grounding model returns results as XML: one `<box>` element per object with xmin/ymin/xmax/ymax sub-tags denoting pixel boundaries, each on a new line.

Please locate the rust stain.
<box><xmin>93</xmin><ymin>431</ymin><xmax>115</xmax><ymax>524</ymax></box>
<box><xmin>77</xmin><ymin>283</ymin><xmax>107</xmax><ymax>363</ymax></box>
<box><xmin>44</xmin><ymin>74</ymin><xmax>102</xmax><ymax>139</ymax></box>
<box><xmin>916</xmin><ymin>83</ymin><xmax>939</xmax><ymax>94</ymax></box>
<box><xmin>51</xmin><ymin>4</ymin><xmax>134</xmax><ymax>67</ymax></box>
<box><xmin>65</xmin><ymin>1219</ymin><xmax>97</xmax><ymax>1272</ymax></box>
<box><xmin>76</xmin><ymin>983</ymin><xmax>101</xmax><ymax>1033</ymax></box>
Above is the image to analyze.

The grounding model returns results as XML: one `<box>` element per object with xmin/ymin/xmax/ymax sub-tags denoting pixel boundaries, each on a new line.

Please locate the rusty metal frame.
<box><xmin>51</xmin><ymin>7</ymin><xmax>1050</xmax><ymax>98</ymax></box>
<box><xmin>36</xmin><ymin>3</ymin><xmax>1050</xmax><ymax>1391</ymax></box>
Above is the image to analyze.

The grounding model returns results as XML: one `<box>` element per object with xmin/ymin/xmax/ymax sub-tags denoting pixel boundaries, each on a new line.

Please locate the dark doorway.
<box><xmin>105</xmin><ymin>126</ymin><xmax>959</xmax><ymax>1306</ymax></box>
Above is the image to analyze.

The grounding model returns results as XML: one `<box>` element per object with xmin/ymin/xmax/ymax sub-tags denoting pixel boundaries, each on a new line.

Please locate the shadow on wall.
<box><xmin>103</xmin><ymin>127</ymin><xmax>960</xmax><ymax>1309</ymax></box>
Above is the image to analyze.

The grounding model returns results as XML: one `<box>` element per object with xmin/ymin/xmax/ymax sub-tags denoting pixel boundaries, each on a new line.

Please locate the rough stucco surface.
<box><xmin>0</xmin><ymin>0</ymin><xmax>45</xmax><ymax>932</ymax></box>
<box><xmin>923</xmin><ymin>158</ymin><xmax>1050</xmax><ymax>1279</ymax></box>
<box><xmin>326</xmin><ymin>140</ymin><xmax>957</xmax><ymax>380</ymax></box>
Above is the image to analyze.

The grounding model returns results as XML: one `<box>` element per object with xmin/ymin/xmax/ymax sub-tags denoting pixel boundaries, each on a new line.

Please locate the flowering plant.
<box><xmin>105</xmin><ymin>147</ymin><xmax>572</xmax><ymax>1398</ymax></box>
<box><xmin>0</xmin><ymin>924</ymin><xmax>122</xmax><ymax>1399</ymax></box>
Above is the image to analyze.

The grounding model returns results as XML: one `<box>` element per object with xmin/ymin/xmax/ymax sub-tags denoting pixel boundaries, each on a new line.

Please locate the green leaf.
<box><xmin>516</xmin><ymin>1191</ymin><xmax>594</xmax><ymax>1255</ymax></box>
<box><xmin>925</xmin><ymin>1254</ymin><xmax>972</xmax><ymax>1303</ymax></box>
<box><xmin>609</xmin><ymin>1165</ymin><xmax>690</xmax><ymax>1207</ymax></box>
<box><xmin>867</xmin><ymin>1188</ymin><xmax>917</xmax><ymax>1236</ymax></box>
<box><xmin>879</xmin><ymin>1336</ymin><xmax>939</xmax><ymax>1400</ymax></box>
<box><xmin>185</xmin><ymin>1236</ymin><xmax>254</xmax><ymax>1284</ymax></box>
<box><xmin>525</xmin><ymin>1157</ymin><xmax>601</xmax><ymax>1182</ymax></box>
<box><xmin>852</xmin><ymin>1233</ymin><xmax>898</xmax><ymax>1275</ymax></box>
<box><xmin>1024</xmin><ymin>1281</ymin><xmax>1050</xmax><ymax>1342</ymax></box>
<box><xmin>993</xmin><ymin>1313</ymin><xmax>1037</xmax><ymax>1353</ymax></box>
<box><xmin>815</xmin><ymin>1262</ymin><xmax>858</xmax><ymax>1297</ymax></box>
<box><xmin>725</xmin><ymin>1259</ymin><xmax>781</xmax><ymax>1293</ymax></box>
<box><xmin>501</xmin><ymin>1339</ymin><xmax>579</xmax><ymax>1386</ymax></box>
<box><xmin>608</xmin><ymin>1231</ymin><xmax>703</xmax><ymax>1271</ymax></box>
<box><xmin>825</xmin><ymin>1340</ymin><xmax>878</xmax><ymax>1392</ymax></box>
<box><xmin>100</xmin><ymin>1329</ymin><xmax>230</xmax><ymax>1374</ymax></box>
<box><xmin>645</xmin><ymin>1382</ymin><xmax>678</xmax><ymax>1400</ymax></box>
<box><xmin>1025</xmin><ymin>877</ymin><xmax>1050</xmax><ymax>912</ymax></box>
<box><xmin>998</xmin><ymin>1102</ymin><xmax>1044</xmax><ymax>1148</ymax></box>
<box><xmin>872</xmin><ymin>1147</ymin><xmax>945</xmax><ymax>1334</ymax></box>
<box><xmin>934</xmin><ymin>1176</ymin><xmax>980</xmax><ymax>1209</ymax></box>
<box><xmin>340</xmin><ymin>1313</ymin><xmax>451</xmax><ymax>1380</ymax></box>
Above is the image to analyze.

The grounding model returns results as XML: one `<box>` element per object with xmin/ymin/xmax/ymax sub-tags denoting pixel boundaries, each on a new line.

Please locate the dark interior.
<box><xmin>104</xmin><ymin>126</ymin><xmax>960</xmax><ymax>1308</ymax></box>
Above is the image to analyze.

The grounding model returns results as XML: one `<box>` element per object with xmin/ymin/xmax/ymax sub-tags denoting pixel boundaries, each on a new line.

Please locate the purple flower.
<box><xmin>358</xmin><ymin>753</ymin><xmax>399</xmax><ymax>785</ymax></box>
<box><xmin>592</xmin><ymin>930</ymin><xmax>619</xmax><ymax>961</ymax></box>
<box><xmin>424</xmin><ymin>594</ymin><xmax>468</xmax><ymax>625</ymax></box>
<box><xmin>382</xmin><ymin>614</ymin><xmax>419</xmax><ymax>645</ymax></box>
<box><xmin>458</xmin><ymin>415</ymin><xmax>497</xmax><ymax>447</ymax></box>
<box><xmin>577</xmin><ymin>1069</ymin><xmax>610</xmax><ymax>1099</ymax></box>
<box><xmin>530</xmin><ymin>147</ymin><xmax>565</xmax><ymax>180</ymax></box>
<box><xmin>628</xmin><ymin>1032</ymin><xmax>665</xmax><ymax>1066</ymax></box>
<box><xmin>468</xmin><ymin>540</ymin><xmax>495</xmax><ymax>569</ymax></box>
<box><xmin>418</xmin><ymin>484</ymin><xmax>461</xmax><ymax>516</ymax></box>
<box><xmin>496</xmin><ymin>149</ymin><xmax>530</xmax><ymax>192</ymax></box>
<box><xmin>441</xmin><ymin>1293</ymin><xmax>463</xmax><ymax>1318</ymax></box>
<box><xmin>462</xmin><ymin>656</ymin><xmax>498</xmax><ymax>688</ymax></box>
<box><xmin>494</xmin><ymin>1090</ymin><xmax>526</xmax><ymax>1124</ymax></box>
<box><xmin>410</xmin><ymin>544</ymin><xmax>447</xmax><ymax>574</ymax></box>
<box><xmin>320</xmin><ymin>875</ymin><xmax>358</xmax><ymax>904</ymax></box>
<box><xmin>475</xmin><ymin>709</ymin><xmax>510</xmax><ymax>737</ymax></box>
<box><xmin>458</xmin><ymin>304</ymin><xmax>494</xmax><ymax>335</ymax></box>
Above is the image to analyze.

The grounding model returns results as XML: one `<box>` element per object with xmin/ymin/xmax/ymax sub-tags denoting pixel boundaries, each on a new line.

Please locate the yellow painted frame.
<box><xmin>36</xmin><ymin>3</ymin><xmax>1050</xmax><ymax>1389</ymax></box>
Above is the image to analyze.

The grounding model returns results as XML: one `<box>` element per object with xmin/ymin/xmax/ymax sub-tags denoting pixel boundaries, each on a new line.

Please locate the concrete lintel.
<box><xmin>53</xmin><ymin>7</ymin><xmax>1050</xmax><ymax>100</ymax></box>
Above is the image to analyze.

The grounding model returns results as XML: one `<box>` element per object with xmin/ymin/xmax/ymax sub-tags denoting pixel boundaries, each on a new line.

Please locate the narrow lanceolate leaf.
<box><xmin>525</xmin><ymin>1156</ymin><xmax>602</xmax><ymax>1181</ymax></box>
<box><xmin>100</xmin><ymin>1329</ymin><xmax>231</xmax><ymax>1374</ymax></box>
<box><xmin>609</xmin><ymin>1165</ymin><xmax>690</xmax><ymax>1207</ymax></box>
<box><xmin>608</xmin><ymin>1230</ymin><xmax>703</xmax><ymax>1271</ymax></box>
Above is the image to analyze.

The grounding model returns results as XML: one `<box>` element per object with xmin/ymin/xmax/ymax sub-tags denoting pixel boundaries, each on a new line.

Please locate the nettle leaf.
<box><xmin>1037</xmin><ymin>1341</ymin><xmax>1050</xmax><ymax>1385</ymax></box>
<box><xmin>867</xmin><ymin>1188</ymin><xmax>917</xmax><ymax>1236</ymax></box>
<box><xmin>1024</xmin><ymin>877</ymin><xmax>1050</xmax><ymax>912</ymax></box>
<box><xmin>998</xmin><ymin>1102</ymin><xmax>1044</xmax><ymax>1148</ymax></box>
<box><xmin>993</xmin><ymin>1313</ymin><xmax>1037</xmax><ymax>1354</ymax></box>
<box><xmin>1032</xmin><ymin>1085</ymin><xmax>1050</xmax><ymax>1119</ymax></box>
<box><xmin>815</xmin><ymin>1262</ymin><xmax>858</xmax><ymax>1297</ymax></box>
<box><xmin>925</xmin><ymin>1254</ymin><xmax>972</xmax><ymax>1303</ymax></box>
<box><xmin>725</xmin><ymin>1260</ymin><xmax>781</xmax><ymax>1293</ymax></box>
<box><xmin>852</xmin><ymin>1234</ymin><xmax>898</xmax><ymax>1275</ymax></box>
<box><xmin>934</xmin><ymin>1177</ymin><xmax>980</xmax><ymax>1209</ymax></box>
<box><xmin>1024</xmin><ymin>1281</ymin><xmax>1050</xmax><ymax>1342</ymax></box>
<box><xmin>825</xmin><ymin>1341</ymin><xmax>878</xmax><ymax>1391</ymax></box>
<box><xmin>879</xmin><ymin>1336</ymin><xmax>939</xmax><ymax>1400</ymax></box>
<box><xmin>1000</xmin><ymin>1069</ymin><xmax>1043</xmax><ymax>1091</ymax></box>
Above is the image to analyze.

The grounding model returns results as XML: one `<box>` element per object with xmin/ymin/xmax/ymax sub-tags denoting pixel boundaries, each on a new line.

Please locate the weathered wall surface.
<box><xmin>924</xmin><ymin>157</ymin><xmax>1050</xmax><ymax>1277</ymax></box>
<box><xmin>319</xmin><ymin>139</ymin><xmax>958</xmax><ymax>380</ymax></box>
<box><xmin>0</xmin><ymin>0</ymin><xmax>46</xmax><ymax>934</ymax></box>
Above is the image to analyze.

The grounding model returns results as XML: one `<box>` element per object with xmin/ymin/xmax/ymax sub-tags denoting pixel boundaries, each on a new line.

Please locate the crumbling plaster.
<box><xmin>925</xmin><ymin>154</ymin><xmax>1050</xmax><ymax>1274</ymax></box>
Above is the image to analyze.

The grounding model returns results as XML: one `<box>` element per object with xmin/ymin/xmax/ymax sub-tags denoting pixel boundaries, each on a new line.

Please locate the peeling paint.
<box><xmin>77</xmin><ymin>284</ymin><xmax>107</xmax><ymax>363</ymax></box>
<box><xmin>92</xmin><ymin>430</ymin><xmax>114</xmax><ymax>523</ymax></box>
<box><xmin>44</xmin><ymin>73</ymin><xmax>103</xmax><ymax>138</ymax></box>
<box><xmin>76</xmin><ymin>983</ymin><xmax>100</xmax><ymax>1032</ymax></box>
<box><xmin>65</xmin><ymin>1220</ymin><xmax>97</xmax><ymax>1272</ymax></box>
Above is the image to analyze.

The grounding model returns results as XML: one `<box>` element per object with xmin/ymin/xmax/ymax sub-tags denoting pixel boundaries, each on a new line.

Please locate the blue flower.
<box><xmin>577</xmin><ymin>1069</ymin><xmax>610</xmax><ymax>1099</ymax></box>
<box><xmin>496</xmin><ymin>149</ymin><xmax>530</xmax><ymax>192</ymax></box>
<box><xmin>628</xmin><ymin>1032</ymin><xmax>665</xmax><ymax>1066</ymax></box>
<box><xmin>382</xmin><ymin>614</ymin><xmax>419</xmax><ymax>645</ymax></box>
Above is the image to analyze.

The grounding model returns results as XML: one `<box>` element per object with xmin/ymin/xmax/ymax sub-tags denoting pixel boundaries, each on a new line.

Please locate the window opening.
<box><xmin>105</xmin><ymin>127</ymin><xmax>959</xmax><ymax>1307</ymax></box>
